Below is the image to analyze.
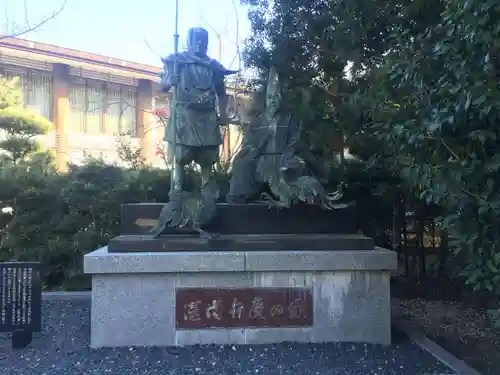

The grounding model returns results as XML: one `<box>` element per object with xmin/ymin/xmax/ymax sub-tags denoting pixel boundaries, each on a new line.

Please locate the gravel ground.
<box><xmin>399</xmin><ymin>298</ymin><xmax>499</xmax><ymax>375</ymax></box>
<box><xmin>0</xmin><ymin>300</ymin><xmax>453</xmax><ymax>375</ymax></box>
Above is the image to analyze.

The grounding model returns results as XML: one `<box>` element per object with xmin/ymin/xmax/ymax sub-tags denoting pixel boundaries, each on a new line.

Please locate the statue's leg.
<box><xmin>167</xmin><ymin>143</ymin><xmax>192</xmax><ymax>193</ymax></box>
<box><xmin>198</xmin><ymin>153</ymin><xmax>218</xmax><ymax>227</ymax></box>
<box><xmin>152</xmin><ymin>144</ymin><xmax>193</xmax><ymax>236</ymax></box>
<box><xmin>192</xmin><ymin>146</ymin><xmax>220</xmax><ymax>239</ymax></box>
<box><xmin>197</xmin><ymin>146</ymin><xmax>219</xmax><ymax>194</ymax></box>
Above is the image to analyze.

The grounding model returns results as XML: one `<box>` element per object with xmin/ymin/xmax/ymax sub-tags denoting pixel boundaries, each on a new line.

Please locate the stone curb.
<box><xmin>393</xmin><ymin>318</ymin><xmax>482</xmax><ymax>375</ymax></box>
<box><xmin>42</xmin><ymin>291</ymin><xmax>91</xmax><ymax>300</ymax></box>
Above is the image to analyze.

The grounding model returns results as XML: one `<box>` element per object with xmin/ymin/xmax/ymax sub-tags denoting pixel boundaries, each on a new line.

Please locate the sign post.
<box><xmin>0</xmin><ymin>262</ymin><xmax>42</xmax><ymax>349</ymax></box>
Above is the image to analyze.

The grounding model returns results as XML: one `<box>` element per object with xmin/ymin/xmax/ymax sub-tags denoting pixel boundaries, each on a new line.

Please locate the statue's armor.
<box><xmin>163</xmin><ymin>53</ymin><xmax>223</xmax><ymax>148</ymax></box>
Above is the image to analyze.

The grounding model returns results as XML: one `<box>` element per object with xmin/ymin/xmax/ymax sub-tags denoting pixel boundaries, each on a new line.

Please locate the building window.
<box><xmin>3</xmin><ymin>67</ymin><xmax>53</xmax><ymax>120</ymax></box>
<box><xmin>121</xmin><ymin>87</ymin><xmax>137</xmax><ymax>136</ymax></box>
<box><xmin>69</xmin><ymin>79</ymin><xmax>86</xmax><ymax>132</ymax></box>
<box><xmin>69</xmin><ymin>78</ymin><xmax>106</xmax><ymax>133</ymax></box>
<box><xmin>68</xmin><ymin>78</ymin><xmax>137</xmax><ymax>136</ymax></box>
<box><xmin>106</xmin><ymin>85</ymin><xmax>137</xmax><ymax>136</ymax></box>
<box><xmin>106</xmin><ymin>87</ymin><xmax>121</xmax><ymax>135</ymax></box>
<box><xmin>86</xmin><ymin>84</ymin><xmax>105</xmax><ymax>133</ymax></box>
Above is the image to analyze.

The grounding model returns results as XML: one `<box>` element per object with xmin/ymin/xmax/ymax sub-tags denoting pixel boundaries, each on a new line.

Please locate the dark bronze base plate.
<box><xmin>119</xmin><ymin>202</ymin><xmax>357</xmax><ymax>236</ymax></box>
<box><xmin>107</xmin><ymin>233</ymin><xmax>374</xmax><ymax>253</ymax></box>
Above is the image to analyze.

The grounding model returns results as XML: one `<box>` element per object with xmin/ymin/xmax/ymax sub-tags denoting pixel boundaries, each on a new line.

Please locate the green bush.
<box><xmin>0</xmin><ymin>75</ymin><xmax>238</xmax><ymax>290</ymax></box>
<box><xmin>0</xmin><ymin>155</ymin><xmax>237</xmax><ymax>290</ymax></box>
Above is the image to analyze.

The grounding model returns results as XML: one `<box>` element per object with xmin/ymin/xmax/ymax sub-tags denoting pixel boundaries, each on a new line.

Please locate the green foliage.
<box><xmin>0</xmin><ymin>135</ymin><xmax>231</xmax><ymax>289</ymax></box>
<box><xmin>0</xmin><ymin>76</ymin><xmax>23</xmax><ymax>109</ymax></box>
<box><xmin>363</xmin><ymin>0</ymin><xmax>500</xmax><ymax>317</ymax></box>
<box><xmin>242</xmin><ymin>0</ymin><xmax>500</xmax><ymax>321</ymax></box>
<box><xmin>0</xmin><ymin>76</ymin><xmax>53</xmax><ymax>164</ymax></box>
<box><xmin>115</xmin><ymin>135</ymin><xmax>148</xmax><ymax>169</ymax></box>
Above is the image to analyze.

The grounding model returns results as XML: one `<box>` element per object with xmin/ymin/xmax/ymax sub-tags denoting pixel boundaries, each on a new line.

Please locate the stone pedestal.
<box><xmin>84</xmin><ymin>246</ymin><xmax>397</xmax><ymax>348</ymax></box>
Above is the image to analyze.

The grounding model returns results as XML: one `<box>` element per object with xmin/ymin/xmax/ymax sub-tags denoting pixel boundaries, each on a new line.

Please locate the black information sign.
<box><xmin>0</xmin><ymin>262</ymin><xmax>42</xmax><ymax>348</ymax></box>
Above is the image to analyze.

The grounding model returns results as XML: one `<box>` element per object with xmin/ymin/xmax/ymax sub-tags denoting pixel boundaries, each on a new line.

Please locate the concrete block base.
<box><xmin>84</xmin><ymin>247</ymin><xmax>397</xmax><ymax>348</ymax></box>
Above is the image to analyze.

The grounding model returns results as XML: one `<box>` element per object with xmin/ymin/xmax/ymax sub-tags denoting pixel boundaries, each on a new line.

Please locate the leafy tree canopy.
<box><xmin>242</xmin><ymin>0</ymin><xmax>500</xmax><ymax>322</ymax></box>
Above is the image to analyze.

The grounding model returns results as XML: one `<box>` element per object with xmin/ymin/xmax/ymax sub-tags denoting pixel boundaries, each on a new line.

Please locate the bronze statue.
<box><xmin>108</xmin><ymin>28</ymin><xmax>354</xmax><ymax>256</ymax></box>
<box><xmin>228</xmin><ymin>67</ymin><xmax>344</xmax><ymax>209</ymax></box>
<box><xmin>150</xmin><ymin>27</ymin><xmax>237</xmax><ymax>238</ymax></box>
<box><xmin>160</xmin><ymin>27</ymin><xmax>235</xmax><ymax>193</ymax></box>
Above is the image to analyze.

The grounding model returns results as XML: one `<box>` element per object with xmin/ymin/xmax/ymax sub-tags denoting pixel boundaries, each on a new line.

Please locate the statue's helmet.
<box><xmin>187</xmin><ymin>27</ymin><xmax>209</xmax><ymax>56</ymax></box>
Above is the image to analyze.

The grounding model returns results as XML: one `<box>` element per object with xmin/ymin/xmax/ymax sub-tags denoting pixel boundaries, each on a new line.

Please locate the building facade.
<box><xmin>0</xmin><ymin>37</ymin><xmax>245</xmax><ymax>170</ymax></box>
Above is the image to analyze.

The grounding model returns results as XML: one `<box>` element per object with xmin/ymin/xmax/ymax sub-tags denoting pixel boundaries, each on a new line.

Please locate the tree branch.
<box><xmin>0</xmin><ymin>0</ymin><xmax>68</xmax><ymax>40</ymax></box>
<box><xmin>199</xmin><ymin>15</ymin><xmax>223</xmax><ymax>61</ymax></box>
<box><xmin>143</xmin><ymin>37</ymin><xmax>162</xmax><ymax>60</ymax></box>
